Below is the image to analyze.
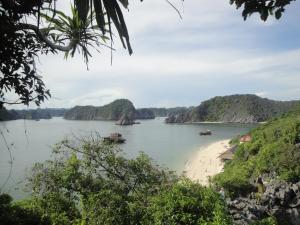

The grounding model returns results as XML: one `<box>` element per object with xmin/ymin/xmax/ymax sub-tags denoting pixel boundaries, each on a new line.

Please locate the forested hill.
<box><xmin>165</xmin><ymin>94</ymin><xmax>300</xmax><ymax>123</ymax></box>
<box><xmin>64</xmin><ymin>99</ymin><xmax>156</xmax><ymax>121</ymax></box>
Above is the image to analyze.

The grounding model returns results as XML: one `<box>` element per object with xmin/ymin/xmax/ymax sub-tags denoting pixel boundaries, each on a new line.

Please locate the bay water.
<box><xmin>0</xmin><ymin>117</ymin><xmax>255</xmax><ymax>199</ymax></box>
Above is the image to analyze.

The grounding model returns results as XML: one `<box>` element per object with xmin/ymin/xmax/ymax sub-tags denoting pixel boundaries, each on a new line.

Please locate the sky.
<box><xmin>11</xmin><ymin>0</ymin><xmax>300</xmax><ymax>109</ymax></box>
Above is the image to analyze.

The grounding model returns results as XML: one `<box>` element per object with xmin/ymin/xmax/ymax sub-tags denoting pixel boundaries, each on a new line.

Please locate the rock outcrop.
<box><xmin>227</xmin><ymin>179</ymin><xmax>300</xmax><ymax>225</ymax></box>
<box><xmin>164</xmin><ymin>113</ymin><xmax>189</xmax><ymax>123</ymax></box>
<box><xmin>115</xmin><ymin>114</ymin><xmax>135</xmax><ymax>126</ymax></box>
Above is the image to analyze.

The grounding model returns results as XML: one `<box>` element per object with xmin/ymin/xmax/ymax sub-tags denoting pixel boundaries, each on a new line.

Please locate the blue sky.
<box><xmin>14</xmin><ymin>0</ymin><xmax>300</xmax><ymax>109</ymax></box>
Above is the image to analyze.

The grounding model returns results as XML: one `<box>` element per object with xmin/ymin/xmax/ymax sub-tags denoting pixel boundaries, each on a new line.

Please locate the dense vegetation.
<box><xmin>166</xmin><ymin>94</ymin><xmax>300</xmax><ymax>123</ymax></box>
<box><xmin>213</xmin><ymin>108</ymin><xmax>300</xmax><ymax>196</ymax></box>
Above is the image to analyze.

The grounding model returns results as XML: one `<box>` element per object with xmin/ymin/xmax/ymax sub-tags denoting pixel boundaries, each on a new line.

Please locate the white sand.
<box><xmin>184</xmin><ymin>139</ymin><xmax>230</xmax><ymax>186</ymax></box>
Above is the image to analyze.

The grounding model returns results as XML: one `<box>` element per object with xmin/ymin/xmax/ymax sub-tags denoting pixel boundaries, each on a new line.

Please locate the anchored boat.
<box><xmin>199</xmin><ymin>130</ymin><xmax>212</xmax><ymax>136</ymax></box>
<box><xmin>103</xmin><ymin>133</ymin><xmax>126</xmax><ymax>144</ymax></box>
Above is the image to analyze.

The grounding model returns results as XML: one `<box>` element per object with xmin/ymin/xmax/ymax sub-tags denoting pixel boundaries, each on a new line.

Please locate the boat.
<box><xmin>103</xmin><ymin>133</ymin><xmax>126</xmax><ymax>144</ymax></box>
<box><xmin>199</xmin><ymin>130</ymin><xmax>212</xmax><ymax>136</ymax></box>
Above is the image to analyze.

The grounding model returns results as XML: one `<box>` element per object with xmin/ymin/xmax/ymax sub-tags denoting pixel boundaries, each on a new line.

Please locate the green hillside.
<box><xmin>213</xmin><ymin>107</ymin><xmax>300</xmax><ymax>196</ymax></box>
<box><xmin>64</xmin><ymin>99</ymin><xmax>136</xmax><ymax>120</ymax></box>
<box><xmin>166</xmin><ymin>94</ymin><xmax>300</xmax><ymax>123</ymax></box>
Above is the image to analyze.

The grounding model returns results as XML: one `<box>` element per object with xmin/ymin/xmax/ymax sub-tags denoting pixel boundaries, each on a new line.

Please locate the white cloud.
<box><xmin>7</xmin><ymin>1</ymin><xmax>300</xmax><ymax>109</ymax></box>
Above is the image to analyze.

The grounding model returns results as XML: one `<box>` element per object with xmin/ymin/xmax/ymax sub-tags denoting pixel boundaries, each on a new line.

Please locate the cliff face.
<box><xmin>64</xmin><ymin>99</ymin><xmax>137</xmax><ymax>121</ymax></box>
<box><xmin>165</xmin><ymin>95</ymin><xmax>300</xmax><ymax>123</ymax></box>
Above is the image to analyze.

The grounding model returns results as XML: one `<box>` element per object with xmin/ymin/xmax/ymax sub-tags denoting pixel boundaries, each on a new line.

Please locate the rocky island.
<box><xmin>64</xmin><ymin>99</ymin><xmax>157</xmax><ymax>125</ymax></box>
<box><xmin>165</xmin><ymin>94</ymin><xmax>300</xmax><ymax>124</ymax></box>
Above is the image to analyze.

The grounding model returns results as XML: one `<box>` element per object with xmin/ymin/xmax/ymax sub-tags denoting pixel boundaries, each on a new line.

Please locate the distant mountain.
<box><xmin>41</xmin><ymin>108</ymin><xmax>67</xmax><ymax>117</ymax></box>
<box><xmin>64</xmin><ymin>99</ymin><xmax>137</xmax><ymax>121</ymax></box>
<box><xmin>3</xmin><ymin>95</ymin><xmax>298</xmax><ymax>124</ymax></box>
<box><xmin>165</xmin><ymin>94</ymin><xmax>300</xmax><ymax>123</ymax></box>
<box><xmin>18</xmin><ymin>109</ymin><xmax>51</xmax><ymax>120</ymax></box>
<box><xmin>64</xmin><ymin>99</ymin><xmax>191</xmax><ymax>121</ymax></box>
<box><xmin>147</xmin><ymin>107</ymin><xmax>190</xmax><ymax>117</ymax></box>
<box><xmin>0</xmin><ymin>108</ymin><xmax>68</xmax><ymax>121</ymax></box>
<box><xmin>0</xmin><ymin>108</ymin><xmax>17</xmax><ymax>121</ymax></box>
<box><xmin>135</xmin><ymin>108</ymin><xmax>155</xmax><ymax>119</ymax></box>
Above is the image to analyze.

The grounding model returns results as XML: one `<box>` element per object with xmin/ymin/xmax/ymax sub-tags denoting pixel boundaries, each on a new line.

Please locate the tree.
<box><xmin>26</xmin><ymin>134</ymin><xmax>178</xmax><ymax>224</ymax></box>
<box><xmin>14</xmin><ymin>134</ymin><xmax>236</xmax><ymax>224</ymax></box>
<box><xmin>230</xmin><ymin>0</ymin><xmax>296</xmax><ymax>21</ymax></box>
<box><xmin>0</xmin><ymin>0</ymin><xmax>297</xmax><ymax>108</ymax></box>
<box><xmin>147</xmin><ymin>180</ymin><xmax>231</xmax><ymax>225</ymax></box>
<box><xmin>0</xmin><ymin>193</ymin><xmax>51</xmax><ymax>225</ymax></box>
<box><xmin>0</xmin><ymin>0</ymin><xmax>135</xmax><ymax>107</ymax></box>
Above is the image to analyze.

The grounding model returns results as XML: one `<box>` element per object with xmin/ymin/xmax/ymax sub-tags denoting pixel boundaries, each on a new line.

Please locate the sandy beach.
<box><xmin>184</xmin><ymin>139</ymin><xmax>230</xmax><ymax>186</ymax></box>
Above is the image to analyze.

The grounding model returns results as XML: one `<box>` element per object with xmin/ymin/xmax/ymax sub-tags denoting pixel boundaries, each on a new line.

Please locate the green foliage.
<box><xmin>0</xmin><ymin>193</ymin><xmax>50</xmax><ymax>225</ymax></box>
<box><xmin>250</xmin><ymin>217</ymin><xmax>278</xmax><ymax>225</ymax></box>
<box><xmin>146</xmin><ymin>180</ymin><xmax>232</xmax><ymax>225</ymax></box>
<box><xmin>25</xmin><ymin>135</ymin><xmax>178</xmax><ymax>224</ymax></box>
<box><xmin>229</xmin><ymin>135</ymin><xmax>240</xmax><ymax>146</ymax></box>
<box><xmin>230</xmin><ymin>0</ymin><xmax>295</xmax><ymax>21</ymax></box>
<box><xmin>0</xmin><ymin>3</ymin><xmax>51</xmax><ymax>107</ymax></box>
<box><xmin>0</xmin><ymin>0</ymin><xmax>132</xmax><ymax>107</ymax></box>
<box><xmin>41</xmin><ymin>5</ymin><xmax>109</xmax><ymax>65</ymax></box>
<box><xmin>213</xmin><ymin>109</ymin><xmax>300</xmax><ymax>196</ymax></box>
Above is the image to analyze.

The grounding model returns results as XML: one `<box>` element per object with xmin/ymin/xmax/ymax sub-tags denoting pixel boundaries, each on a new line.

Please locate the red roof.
<box><xmin>240</xmin><ymin>134</ymin><xmax>251</xmax><ymax>142</ymax></box>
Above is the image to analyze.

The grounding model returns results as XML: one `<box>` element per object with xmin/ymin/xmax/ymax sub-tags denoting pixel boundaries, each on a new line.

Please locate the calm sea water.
<box><xmin>0</xmin><ymin>117</ymin><xmax>255</xmax><ymax>199</ymax></box>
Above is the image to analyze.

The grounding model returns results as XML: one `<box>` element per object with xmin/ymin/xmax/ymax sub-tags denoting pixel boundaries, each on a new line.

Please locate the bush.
<box><xmin>0</xmin><ymin>193</ymin><xmax>50</xmax><ymax>225</ymax></box>
<box><xmin>146</xmin><ymin>180</ymin><xmax>232</xmax><ymax>225</ymax></box>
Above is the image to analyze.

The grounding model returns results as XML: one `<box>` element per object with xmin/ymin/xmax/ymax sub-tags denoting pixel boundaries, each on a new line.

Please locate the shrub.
<box><xmin>147</xmin><ymin>180</ymin><xmax>232</xmax><ymax>225</ymax></box>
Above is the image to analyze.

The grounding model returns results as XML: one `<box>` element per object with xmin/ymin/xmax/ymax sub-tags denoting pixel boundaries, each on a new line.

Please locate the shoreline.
<box><xmin>184</xmin><ymin>139</ymin><xmax>230</xmax><ymax>186</ymax></box>
<box><xmin>183</xmin><ymin>121</ymin><xmax>263</xmax><ymax>125</ymax></box>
